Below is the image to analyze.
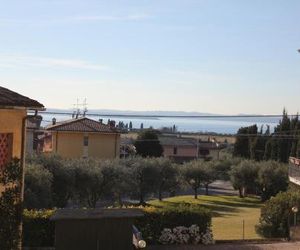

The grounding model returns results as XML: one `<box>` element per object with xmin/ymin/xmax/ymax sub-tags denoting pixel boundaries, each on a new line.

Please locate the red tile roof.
<box><xmin>46</xmin><ymin>117</ymin><xmax>119</xmax><ymax>133</ymax></box>
<box><xmin>0</xmin><ymin>86</ymin><xmax>44</xmax><ymax>109</ymax></box>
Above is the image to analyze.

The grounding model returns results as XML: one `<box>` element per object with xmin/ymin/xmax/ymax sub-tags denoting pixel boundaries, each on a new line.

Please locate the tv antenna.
<box><xmin>72</xmin><ymin>98</ymin><xmax>88</xmax><ymax>118</ymax></box>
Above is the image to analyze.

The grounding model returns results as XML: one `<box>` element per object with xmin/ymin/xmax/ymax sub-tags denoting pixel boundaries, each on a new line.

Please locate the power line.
<box><xmin>32</xmin><ymin>111</ymin><xmax>300</xmax><ymax>119</ymax></box>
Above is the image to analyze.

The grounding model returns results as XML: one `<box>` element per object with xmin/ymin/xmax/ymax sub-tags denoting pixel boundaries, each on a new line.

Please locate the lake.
<box><xmin>41</xmin><ymin>113</ymin><xmax>282</xmax><ymax>134</ymax></box>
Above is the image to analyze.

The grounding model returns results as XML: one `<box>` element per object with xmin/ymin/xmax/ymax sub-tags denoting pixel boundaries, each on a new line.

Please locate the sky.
<box><xmin>0</xmin><ymin>0</ymin><xmax>300</xmax><ymax>115</ymax></box>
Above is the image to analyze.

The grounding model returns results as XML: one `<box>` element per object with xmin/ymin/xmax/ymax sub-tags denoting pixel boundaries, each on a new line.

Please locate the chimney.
<box><xmin>99</xmin><ymin>119</ymin><xmax>103</xmax><ymax>124</ymax></box>
<box><xmin>52</xmin><ymin>118</ymin><xmax>56</xmax><ymax>125</ymax></box>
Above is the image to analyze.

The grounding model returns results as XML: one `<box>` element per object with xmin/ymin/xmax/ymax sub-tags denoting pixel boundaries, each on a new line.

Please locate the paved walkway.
<box><xmin>148</xmin><ymin>242</ymin><xmax>300</xmax><ymax>250</ymax></box>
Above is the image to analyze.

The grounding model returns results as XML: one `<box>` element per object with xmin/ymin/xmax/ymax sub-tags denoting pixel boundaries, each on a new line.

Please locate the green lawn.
<box><xmin>149</xmin><ymin>195</ymin><xmax>263</xmax><ymax>240</ymax></box>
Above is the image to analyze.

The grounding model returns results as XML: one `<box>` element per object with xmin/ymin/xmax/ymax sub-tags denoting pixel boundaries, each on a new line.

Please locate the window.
<box><xmin>173</xmin><ymin>146</ymin><xmax>177</xmax><ymax>155</ymax></box>
<box><xmin>0</xmin><ymin>133</ymin><xmax>13</xmax><ymax>170</ymax></box>
<box><xmin>83</xmin><ymin>136</ymin><xmax>89</xmax><ymax>146</ymax></box>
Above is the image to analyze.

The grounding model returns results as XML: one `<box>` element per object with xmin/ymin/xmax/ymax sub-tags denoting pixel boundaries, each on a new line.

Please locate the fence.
<box><xmin>212</xmin><ymin>218</ymin><xmax>262</xmax><ymax>241</ymax></box>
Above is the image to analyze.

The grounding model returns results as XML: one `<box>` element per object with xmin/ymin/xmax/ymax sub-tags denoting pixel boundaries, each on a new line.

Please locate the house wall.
<box><xmin>0</xmin><ymin>108</ymin><xmax>26</xmax><ymax>193</ymax></box>
<box><xmin>0</xmin><ymin>109</ymin><xmax>26</xmax><ymax>158</ymax></box>
<box><xmin>51</xmin><ymin>131</ymin><xmax>120</xmax><ymax>159</ymax></box>
<box><xmin>89</xmin><ymin>133</ymin><xmax>120</xmax><ymax>159</ymax></box>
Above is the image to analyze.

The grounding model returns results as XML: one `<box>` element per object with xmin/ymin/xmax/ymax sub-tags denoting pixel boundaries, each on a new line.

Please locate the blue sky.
<box><xmin>0</xmin><ymin>0</ymin><xmax>300</xmax><ymax>114</ymax></box>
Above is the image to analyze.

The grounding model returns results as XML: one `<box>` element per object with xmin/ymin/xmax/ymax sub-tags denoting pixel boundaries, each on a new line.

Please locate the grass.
<box><xmin>149</xmin><ymin>195</ymin><xmax>263</xmax><ymax>241</ymax></box>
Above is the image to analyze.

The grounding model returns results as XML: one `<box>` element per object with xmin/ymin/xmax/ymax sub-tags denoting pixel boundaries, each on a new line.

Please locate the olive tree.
<box><xmin>154</xmin><ymin>158</ymin><xmax>179</xmax><ymax>201</ymax></box>
<box><xmin>257</xmin><ymin>161</ymin><xmax>288</xmax><ymax>201</ymax></box>
<box><xmin>24</xmin><ymin>164</ymin><xmax>53</xmax><ymax>209</ymax></box>
<box><xmin>182</xmin><ymin>160</ymin><xmax>206</xmax><ymax>199</ymax></box>
<box><xmin>230</xmin><ymin>160</ymin><xmax>258</xmax><ymax>197</ymax></box>
<box><xmin>125</xmin><ymin>157</ymin><xmax>160</xmax><ymax>205</ymax></box>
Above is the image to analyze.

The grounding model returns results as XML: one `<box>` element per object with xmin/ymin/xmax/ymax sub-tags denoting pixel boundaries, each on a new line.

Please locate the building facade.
<box><xmin>44</xmin><ymin>117</ymin><xmax>120</xmax><ymax>159</ymax></box>
<box><xmin>0</xmin><ymin>86</ymin><xmax>44</xmax><ymax>191</ymax></box>
<box><xmin>159</xmin><ymin>136</ymin><xmax>222</xmax><ymax>163</ymax></box>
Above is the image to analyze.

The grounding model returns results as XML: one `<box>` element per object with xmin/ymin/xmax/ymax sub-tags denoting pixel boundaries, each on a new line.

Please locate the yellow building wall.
<box><xmin>0</xmin><ymin>109</ymin><xmax>26</xmax><ymax>159</ymax></box>
<box><xmin>89</xmin><ymin>133</ymin><xmax>120</xmax><ymax>159</ymax></box>
<box><xmin>52</xmin><ymin>131</ymin><xmax>120</xmax><ymax>159</ymax></box>
<box><xmin>0</xmin><ymin>108</ymin><xmax>26</xmax><ymax>193</ymax></box>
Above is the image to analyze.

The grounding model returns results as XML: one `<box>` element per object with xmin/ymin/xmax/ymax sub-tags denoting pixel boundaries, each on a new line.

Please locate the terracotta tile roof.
<box><xmin>159</xmin><ymin>136</ymin><xmax>198</xmax><ymax>146</ymax></box>
<box><xmin>0</xmin><ymin>86</ymin><xmax>44</xmax><ymax>109</ymax></box>
<box><xmin>46</xmin><ymin>117</ymin><xmax>119</xmax><ymax>133</ymax></box>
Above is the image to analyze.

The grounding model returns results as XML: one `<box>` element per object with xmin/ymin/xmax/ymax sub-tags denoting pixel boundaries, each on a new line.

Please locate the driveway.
<box><xmin>147</xmin><ymin>241</ymin><xmax>300</xmax><ymax>250</ymax></box>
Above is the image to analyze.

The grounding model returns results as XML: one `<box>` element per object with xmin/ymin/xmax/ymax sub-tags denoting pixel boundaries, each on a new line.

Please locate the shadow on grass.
<box><xmin>151</xmin><ymin>200</ymin><xmax>240</xmax><ymax>217</ymax></box>
<box><xmin>151</xmin><ymin>195</ymin><xmax>263</xmax><ymax>218</ymax></box>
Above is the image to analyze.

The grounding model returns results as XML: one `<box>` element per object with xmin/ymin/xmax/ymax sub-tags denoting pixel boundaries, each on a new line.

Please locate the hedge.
<box><xmin>22</xmin><ymin>204</ymin><xmax>211</xmax><ymax>247</ymax></box>
<box><xmin>135</xmin><ymin>204</ymin><xmax>212</xmax><ymax>244</ymax></box>
<box><xmin>23</xmin><ymin>210</ymin><xmax>55</xmax><ymax>247</ymax></box>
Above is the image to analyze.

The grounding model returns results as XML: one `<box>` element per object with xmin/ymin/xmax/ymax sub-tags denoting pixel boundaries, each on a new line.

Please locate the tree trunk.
<box><xmin>139</xmin><ymin>193</ymin><xmax>146</xmax><ymax>206</ymax></box>
<box><xmin>118</xmin><ymin>193</ymin><xmax>122</xmax><ymax>206</ymax></box>
<box><xmin>159</xmin><ymin>190</ymin><xmax>163</xmax><ymax>201</ymax></box>
<box><xmin>194</xmin><ymin>188</ymin><xmax>198</xmax><ymax>199</ymax></box>
<box><xmin>238</xmin><ymin>187</ymin><xmax>243</xmax><ymax>198</ymax></box>
<box><xmin>205</xmin><ymin>183</ymin><xmax>209</xmax><ymax>195</ymax></box>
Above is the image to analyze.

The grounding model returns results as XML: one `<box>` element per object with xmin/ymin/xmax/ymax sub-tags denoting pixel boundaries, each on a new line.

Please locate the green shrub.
<box><xmin>256</xmin><ymin>190</ymin><xmax>300</xmax><ymax>238</ymax></box>
<box><xmin>22</xmin><ymin>204</ymin><xmax>211</xmax><ymax>246</ymax></box>
<box><xmin>135</xmin><ymin>204</ymin><xmax>212</xmax><ymax>244</ymax></box>
<box><xmin>23</xmin><ymin>209</ymin><xmax>55</xmax><ymax>247</ymax></box>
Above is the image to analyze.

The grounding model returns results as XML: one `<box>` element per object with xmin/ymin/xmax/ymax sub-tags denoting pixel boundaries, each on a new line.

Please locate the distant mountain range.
<box><xmin>45</xmin><ymin>108</ymin><xmax>218</xmax><ymax>117</ymax></box>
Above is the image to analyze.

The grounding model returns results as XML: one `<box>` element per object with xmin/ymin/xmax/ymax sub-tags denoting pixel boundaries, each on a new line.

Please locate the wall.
<box><xmin>0</xmin><ymin>108</ymin><xmax>26</xmax><ymax>193</ymax></box>
<box><xmin>0</xmin><ymin>109</ymin><xmax>26</xmax><ymax>159</ymax></box>
<box><xmin>51</xmin><ymin>131</ymin><xmax>120</xmax><ymax>159</ymax></box>
<box><xmin>89</xmin><ymin>133</ymin><xmax>120</xmax><ymax>159</ymax></box>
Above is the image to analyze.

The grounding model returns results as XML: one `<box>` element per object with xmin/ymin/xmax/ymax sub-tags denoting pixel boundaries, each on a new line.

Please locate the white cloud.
<box><xmin>0</xmin><ymin>55</ymin><xmax>109</xmax><ymax>71</ymax></box>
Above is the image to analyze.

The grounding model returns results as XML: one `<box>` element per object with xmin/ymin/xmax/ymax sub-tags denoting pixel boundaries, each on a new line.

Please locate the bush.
<box><xmin>22</xmin><ymin>204</ymin><xmax>211</xmax><ymax>247</ymax></box>
<box><xmin>135</xmin><ymin>204</ymin><xmax>212</xmax><ymax>244</ymax></box>
<box><xmin>23</xmin><ymin>209</ymin><xmax>55</xmax><ymax>247</ymax></box>
<box><xmin>0</xmin><ymin>159</ymin><xmax>22</xmax><ymax>250</ymax></box>
<box><xmin>24</xmin><ymin>164</ymin><xmax>53</xmax><ymax>209</ymax></box>
<box><xmin>256</xmin><ymin>190</ymin><xmax>300</xmax><ymax>238</ymax></box>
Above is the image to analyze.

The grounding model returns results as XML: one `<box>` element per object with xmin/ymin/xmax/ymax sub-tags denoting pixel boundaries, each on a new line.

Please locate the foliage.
<box><xmin>233</xmin><ymin>125</ymin><xmax>258</xmax><ymax>158</ymax></box>
<box><xmin>257</xmin><ymin>161</ymin><xmax>288</xmax><ymax>201</ymax></box>
<box><xmin>23</xmin><ymin>209</ymin><xmax>55</xmax><ymax>247</ymax></box>
<box><xmin>201</xmin><ymin>161</ymin><xmax>217</xmax><ymax>195</ymax></box>
<box><xmin>0</xmin><ymin>159</ymin><xmax>22</xmax><ymax>250</ymax></box>
<box><xmin>134</xmin><ymin>129</ymin><xmax>163</xmax><ymax>157</ymax></box>
<box><xmin>182</xmin><ymin>160</ymin><xmax>212</xmax><ymax>199</ymax></box>
<box><xmin>230</xmin><ymin>160</ymin><xmax>258</xmax><ymax>197</ymax></box>
<box><xmin>124</xmin><ymin>157</ymin><xmax>160</xmax><ymax>204</ymax></box>
<box><xmin>27</xmin><ymin>154</ymin><xmax>75</xmax><ymax>208</ymax></box>
<box><xmin>229</xmin><ymin>160</ymin><xmax>288</xmax><ymax>200</ymax></box>
<box><xmin>154</xmin><ymin>158</ymin><xmax>180</xmax><ymax>201</ymax></box>
<box><xmin>135</xmin><ymin>203</ymin><xmax>212</xmax><ymax>244</ymax></box>
<box><xmin>159</xmin><ymin>225</ymin><xmax>214</xmax><ymax>245</ymax></box>
<box><xmin>72</xmin><ymin>158</ymin><xmax>116</xmax><ymax>208</ymax></box>
<box><xmin>24</xmin><ymin>164</ymin><xmax>53</xmax><ymax>209</ymax></box>
<box><xmin>256</xmin><ymin>191</ymin><xmax>300</xmax><ymax>238</ymax></box>
<box><xmin>234</xmin><ymin>110</ymin><xmax>300</xmax><ymax>163</ymax></box>
<box><xmin>212</xmin><ymin>158</ymin><xmax>241</xmax><ymax>181</ymax></box>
